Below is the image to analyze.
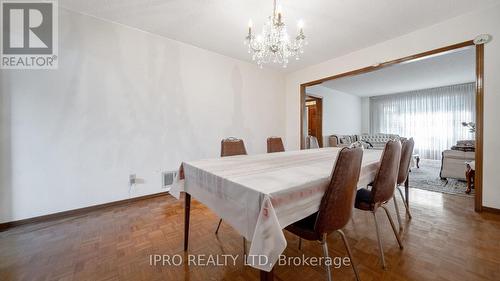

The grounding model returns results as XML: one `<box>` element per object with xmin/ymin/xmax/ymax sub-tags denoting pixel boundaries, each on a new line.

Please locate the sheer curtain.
<box><xmin>370</xmin><ymin>83</ymin><xmax>475</xmax><ymax>160</ymax></box>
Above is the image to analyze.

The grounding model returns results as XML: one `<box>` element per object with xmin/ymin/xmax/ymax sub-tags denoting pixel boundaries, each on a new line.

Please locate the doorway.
<box><xmin>305</xmin><ymin>95</ymin><xmax>323</xmax><ymax>147</ymax></box>
<box><xmin>299</xmin><ymin>40</ymin><xmax>484</xmax><ymax>211</ymax></box>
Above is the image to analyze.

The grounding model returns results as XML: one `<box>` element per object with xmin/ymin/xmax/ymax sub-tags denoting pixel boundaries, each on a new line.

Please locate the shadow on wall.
<box><xmin>0</xmin><ymin>71</ymin><xmax>13</xmax><ymax>223</ymax></box>
<box><xmin>227</xmin><ymin>66</ymin><xmax>252</xmax><ymax>148</ymax></box>
<box><xmin>156</xmin><ymin>40</ymin><xmax>200</xmax><ymax>162</ymax></box>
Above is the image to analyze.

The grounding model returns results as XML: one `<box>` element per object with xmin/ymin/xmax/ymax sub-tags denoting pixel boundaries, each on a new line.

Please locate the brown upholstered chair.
<box><xmin>220</xmin><ymin>137</ymin><xmax>247</xmax><ymax>157</ymax></box>
<box><xmin>307</xmin><ymin>135</ymin><xmax>320</xmax><ymax>149</ymax></box>
<box><xmin>267</xmin><ymin>137</ymin><xmax>285</xmax><ymax>153</ymax></box>
<box><xmin>354</xmin><ymin>139</ymin><xmax>403</xmax><ymax>269</ymax></box>
<box><xmin>395</xmin><ymin>138</ymin><xmax>415</xmax><ymax>224</ymax></box>
<box><xmin>378</xmin><ymin>138</ymin><xmax>415</xmax><ymax>232</ymax></box>
<box><xmin>215</xmin><ymin>137</ymin><xmax>248</xmax><ymax>252</ymax></box>
<box><xmin>286</xmin><ymin>147</ymin><xmax>363</xmax><ymax>281</ymax></box>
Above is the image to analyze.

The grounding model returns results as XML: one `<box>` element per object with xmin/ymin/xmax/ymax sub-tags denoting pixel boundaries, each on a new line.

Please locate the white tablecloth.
<box><xmin>170</xmin><ymin>147</ymin><xmax>382</xmax><ymax>272</ymax></box>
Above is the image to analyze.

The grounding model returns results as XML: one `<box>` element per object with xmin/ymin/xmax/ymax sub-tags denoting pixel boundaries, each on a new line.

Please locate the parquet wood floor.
<box><xmin>1</xmin><ymin>188</ymin><xmax>500</xmax><ymax>281</ymax></box>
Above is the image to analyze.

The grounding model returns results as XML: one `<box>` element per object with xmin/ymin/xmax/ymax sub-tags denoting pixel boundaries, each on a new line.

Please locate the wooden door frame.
<box><xmin>299</xmin><ymin>40</ymin><xmax>485</xmax><ymax>212</ymax></box>
<box><xmin>305</xmin><ymin>95</ymin><xmax>323</xmax><ymax>147</ymax></box>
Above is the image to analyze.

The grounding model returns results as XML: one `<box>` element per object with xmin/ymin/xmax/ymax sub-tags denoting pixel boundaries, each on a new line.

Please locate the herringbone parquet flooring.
<box><xmin>1</xmin><ymin>188</ymin><xmax>500</xmax><ymax>281</ymax></box>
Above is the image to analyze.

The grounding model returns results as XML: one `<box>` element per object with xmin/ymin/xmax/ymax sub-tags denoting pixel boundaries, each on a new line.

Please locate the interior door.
<box><xmin>305</xmin><ymin>96</ymin><xmax>323</xmax><ymax>147</ymax></box>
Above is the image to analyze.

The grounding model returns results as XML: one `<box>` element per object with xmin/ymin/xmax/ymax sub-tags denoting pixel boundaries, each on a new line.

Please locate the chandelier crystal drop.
<box><xmin>244</xmin><ymin>0</ymin><xmax>307</xmax><ymax>68</ymax></box>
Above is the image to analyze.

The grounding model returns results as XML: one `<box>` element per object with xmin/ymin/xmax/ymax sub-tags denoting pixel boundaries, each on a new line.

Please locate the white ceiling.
<box><xmin>59</xmin><ymin>0</ymin><xmax>497</xmax><ymax>72</ymax></box>
<box><xmin>320</xmin><ymin>47</ymin><xmax>476</xmax><ymax>96</ymax></box>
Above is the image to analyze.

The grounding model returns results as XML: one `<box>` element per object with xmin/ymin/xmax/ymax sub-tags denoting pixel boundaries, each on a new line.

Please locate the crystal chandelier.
<box><xmin>244</xmin><ymin>0</ymin><xmax>306</xmax><ymax>68</ymax></box>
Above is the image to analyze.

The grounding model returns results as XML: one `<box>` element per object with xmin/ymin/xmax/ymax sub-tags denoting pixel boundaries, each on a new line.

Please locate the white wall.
<box><xmin>0</xmin><ymin>9</ymin><xmax>286</xmax><ymax>223</ymax></box>
<box><xmin>285</xmin><ymin>4</ymin><xmax>500</xmax><ymax>209</ymax></box>
<box><xmin>306</xmin><ymin>85</ymin><xmax>362</xmax><ymax>145</ymax></box>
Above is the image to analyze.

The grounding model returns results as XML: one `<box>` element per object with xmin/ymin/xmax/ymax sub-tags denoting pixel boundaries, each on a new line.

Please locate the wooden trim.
<box><xmin>316</xmin><ymin>98</ymin><xmax>323</xmax><ymax>147</ymax></box>
<box><xmin>482</xmin><ymin>206</ymin><xmax>500</xmax><ymax>215</ymax></box>
<box><xmin>301</xmin><ymin>40</ymin><xmax>474</xmax><ymax>87</ymax></box>
<box><xmin>299</xmin><ymin>40</ymin><xmax>484</xmax><ymax>212</ymax></box>
<box><xmin>475</xmin><ymin>44</ymin><xmax>484</xmax><ymax>212</ymax></box>
<box><xmin>0</xmin><ymin>192</ymin><xmax>170</xmax><ymax>232</ymax></box>
<box><xmin>300</xmin><ymin>84</ymin><xmax>306</xmax><ymax>149</ymax></box>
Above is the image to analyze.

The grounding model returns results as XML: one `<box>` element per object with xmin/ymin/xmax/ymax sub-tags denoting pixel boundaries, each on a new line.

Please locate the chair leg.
<box><xmin>243</xmin><ymin>237</ymin><xmax>247</xmax><ymax>256</ymax></box>
<box><xmin>393</xmin><ymin>195</ymin><xmax>403</xmax><ymax>232</ymax></box>
<box><xmin>381</xmin><ymin>205</ymin><xmax>404</xmax><ymax>249</ymax></box>
<box><xmin>321</xmin><ymin>234</ymin><xmax>332</xmax><ymax>281</ymax></box>
<box><xmin>298</xmin><ymin>237</ymin><xmax>302</xmax><ymax>250</ymax></box>
<box><xmin>216</xmin><ymin>219</ymin><xmax>247</xmax><ymax>256</ymax></box>
<box><xmin>372</xmin><ymin>211</ymin><xmax>386</xmax><ymax>269</ymax></box>
<box><xmin>397</xmin><ymin>186</ymin><xmax>412</xmax><ymax>219</ymax></box>
<box><xmin>405</xmin><ymin>175</ymin><xmax>411</xmax><ymax>216</ymax></box>
<box><xmin>337</xmin><ymin>230</ymin><xmax>360</xmax><ymax>281</ymax></box>
<box><xmin>215</xmin><ymin>218</ymin><xmax>223</xmax><ymax>234</ymax></box>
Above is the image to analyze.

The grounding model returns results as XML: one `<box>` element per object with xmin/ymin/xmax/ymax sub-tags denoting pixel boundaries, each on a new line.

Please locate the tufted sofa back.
<box><xmin>357</xmin><ymin>134</ymin><xmax>400</xmax><ymax>149</ymax></box>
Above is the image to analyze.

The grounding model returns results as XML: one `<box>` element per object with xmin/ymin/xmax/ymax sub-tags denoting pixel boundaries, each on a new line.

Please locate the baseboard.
<box><xmin>0</xmin><ymin>192</ymin><xmax>169</xmax><ymax>232</ymax></box>
<box><xmin>482</xmin><ymin>206</ymin><xmax>500</xmax><ymax>214</ymax></box>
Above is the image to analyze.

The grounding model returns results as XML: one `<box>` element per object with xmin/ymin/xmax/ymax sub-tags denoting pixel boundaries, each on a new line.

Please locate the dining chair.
<box><xmin>307</xmin><ymin>135</ymin><xmax>320</xmax><ymax>149</ymax></box>
<box><xmin>354</xmin><ymin>139</ymin><xmax>403</xmax><ymax>269</ymax></box>
<box><xmin>286</xmin><ymin>147</ymin><xmax>363</xmax><ymax>281</ymax></box>
<box><xmin>267</xmin><ymin>137</ymin><xmax>285</xmax><ymax>153</ymax></box>
<box><xmin>216</xmin><ymin>137</ymin><xmax>248</xmax><ymax>252</ymax></box>
<box><xmin>220</xmin><ymin>137</ymin><xmax>247</xmax><ymax>157</ymax></box>
<box><xmin>395</xmin><ymin>138</ymin><xmax>415</xmax><ymax>226</ymax></box>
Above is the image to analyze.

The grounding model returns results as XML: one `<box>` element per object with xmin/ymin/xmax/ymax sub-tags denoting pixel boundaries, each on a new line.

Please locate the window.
<box><xmin>370</xmin><ymin>83</ymin><xmax>475</xmax><ymax>159</ymax></box>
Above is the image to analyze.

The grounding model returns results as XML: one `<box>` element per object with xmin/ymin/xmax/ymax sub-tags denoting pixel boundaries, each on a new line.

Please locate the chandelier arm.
<box><xmin>248</xmin><ymin>41</ymin><xmax>263</xmax><ymax>52</ymax></box>
<box><xmin>249</xmin><ymin>46</ymin><xmax>263</xmax><ymax>53</ymax></box>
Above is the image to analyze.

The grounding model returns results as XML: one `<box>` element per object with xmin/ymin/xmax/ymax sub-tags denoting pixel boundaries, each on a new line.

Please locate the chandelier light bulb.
<box><xmin>276</xmin><ymin>4</ymin><xmax>283</xmax><ymax>17</ymax></box>
<box><xmin>247</xmin><ymin>19</ymin><xmax>253</xmax><ymax>37</ymax></box>
<box><xmin>298</xmin><ymin>19</ymin><xmax>304</xmax><ymax>30</ymax></box>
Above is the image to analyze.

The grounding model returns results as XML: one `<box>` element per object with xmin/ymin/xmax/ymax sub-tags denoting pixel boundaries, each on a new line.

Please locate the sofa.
<box><xmin>357</xmin><ymin>134</ymin><xmax>401</xmax><ymax>149</ymax></box>
<box><xmin>328</xmin><ymin>133</ymin><xmax>400</xmax><ymax>149</ymax></box>
<box><xmin>328</xmin><ymin>134</ymin><xmax>358</xmax><ymax>148</ymax></box>
<box><xmin>440</xmin><ymin>140</ymin><xmax>475</xmax><ymax>181</ymax></box>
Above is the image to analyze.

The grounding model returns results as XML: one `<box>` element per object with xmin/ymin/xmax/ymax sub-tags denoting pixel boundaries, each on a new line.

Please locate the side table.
<box><xmin>465</xmin><ymin>161</ymin><xmax>475</xmax><ymax>194</ymax></box>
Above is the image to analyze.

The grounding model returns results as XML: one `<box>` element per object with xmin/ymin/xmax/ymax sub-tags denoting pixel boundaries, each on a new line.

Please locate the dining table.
<box><xmin>170</xmin><ymin>147</ymin><xmax>382</xmax><ymax>281</ymax></box>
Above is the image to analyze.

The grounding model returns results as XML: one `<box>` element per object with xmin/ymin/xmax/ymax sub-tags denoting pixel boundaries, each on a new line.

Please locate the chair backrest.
<box><xmin>397</xmin><ymin>138</ymin><xmax>415</xmax><ymax>185</ymax></box>
<box><xmin>307</xmin><ymin>135</ymin><xmax>320</xmax><ymax>149</ymax></box>
<box><xmin>267</xmin><ymin>137</ymin><xmax>285</xmax><ymax>153</ymax></box>
<box><xmin>221</xmin><ymin>137</ymin><xmax>247</xmax><ymax>157</ymax></box>
<box><xmin>328</xmin><ymin>135</ymin><xmax>340</xmax><ymax>147</ymax></box>
<box><xmin>370</xmin><ymin>139</ymin><xmax>402</xmax><ymax>205</ymax></box>
<box><xmin>315</xmin><ymin>147</ymin><xmax>364</xmax><ymax>234</ymax></box>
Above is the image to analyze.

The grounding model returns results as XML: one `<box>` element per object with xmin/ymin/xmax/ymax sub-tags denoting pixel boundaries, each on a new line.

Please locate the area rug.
<box><xmin>409</xmin><ymin>159</ymin><xmax>473</xmax><ymax>197</ymax></box>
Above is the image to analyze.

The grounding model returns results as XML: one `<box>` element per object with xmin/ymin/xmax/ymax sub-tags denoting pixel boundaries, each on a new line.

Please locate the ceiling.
<box><xmin>320</xmin><ymin>47</ymin><xmax>476</xmax><ymax>96</ymax></box>
<box><xmin>59</xmin><ymin>0</ymin><xmax>497</xmax><ymax>72</ymax></box>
